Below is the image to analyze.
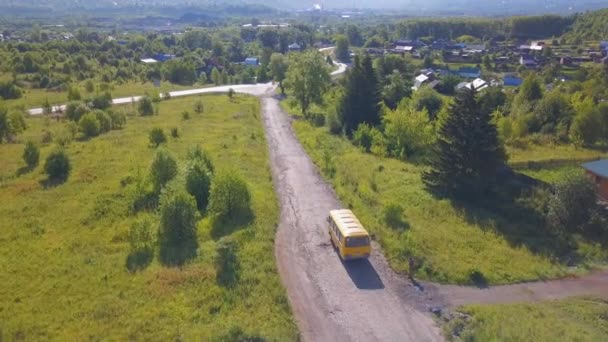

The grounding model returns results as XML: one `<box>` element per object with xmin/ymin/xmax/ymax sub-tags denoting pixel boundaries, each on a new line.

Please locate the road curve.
<box><xmin>261</xmin><ymin>95</ymin><xmax>442</xmax><ymax>342</ymax></box>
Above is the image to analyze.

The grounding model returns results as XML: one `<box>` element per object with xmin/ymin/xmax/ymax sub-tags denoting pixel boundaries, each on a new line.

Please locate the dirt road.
<box><xmin>261</xmin><ymin>95</ymin><xmax>443</xmax><ymax>342</ymax></box>
<box><xmin>434</xmin><ymin>269</ymin><xmax>608</xmax><ymax>307</ymax></box>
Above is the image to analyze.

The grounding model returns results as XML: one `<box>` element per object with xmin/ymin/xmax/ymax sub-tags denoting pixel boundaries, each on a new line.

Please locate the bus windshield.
<box><xmin>346</xmin><ymin>236</ymin><xmax>369</xmax><ymax>248</ymax></box>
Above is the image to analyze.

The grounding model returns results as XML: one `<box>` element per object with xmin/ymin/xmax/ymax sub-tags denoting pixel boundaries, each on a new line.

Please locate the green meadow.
<box><xmin>0</xmin><ymin>95</ymin><xmax>296</xmax><ymax>340</ymax></box>
<box><xmin>445</xmin><ymin>297</ymin><xmax>608</xmax><ymax>342</ymax></box>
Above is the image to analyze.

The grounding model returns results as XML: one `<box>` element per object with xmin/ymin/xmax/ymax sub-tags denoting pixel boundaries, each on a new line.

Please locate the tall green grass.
<box><xmin>445</xmin><ymin>297</ymin><xmax>608</xmax><ymax>342</ymax></box>
<box><xmin>0</xmin><ymin>95</ymin><xmax>296</xmax><ymax>340</ymax></box>
<box><xmin>289</xmin><ymin>104</ymin><xmax>607</xmax><ymax>285</ymax></box>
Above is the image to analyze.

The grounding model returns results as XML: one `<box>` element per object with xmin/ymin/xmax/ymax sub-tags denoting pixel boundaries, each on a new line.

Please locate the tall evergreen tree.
<box><xmin>423</xmin><ymin>89</ymin><xmax>506</xmax><ymax>199</ymax></box>
<box><xmin>338</xmin><ymin>54</ymin><xmax>381</xmax><ymax>135</ymax></box>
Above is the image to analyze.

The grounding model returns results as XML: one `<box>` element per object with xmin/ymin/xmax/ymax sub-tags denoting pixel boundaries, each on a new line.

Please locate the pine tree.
<box><xmin>423</xmin><ymin>89</ymin><xmax>506</xmax><ymax>199</ymax></box>
<box><xmin>337</xmin><ymin>54</ymin><xmax>381</xmax><ymax>135</ymax></box>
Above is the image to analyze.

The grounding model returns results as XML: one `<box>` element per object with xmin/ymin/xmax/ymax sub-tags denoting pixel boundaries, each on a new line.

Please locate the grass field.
<box><xmin>1</xmin><ymin>79</ymin><xmax>201</xmax><ymax>110</ymax></box>
<box><xmin>287</xmin><ymin>103</ymin><xmax>607</xmax><ymax>285</ymax></box>
<box><xmin>0</xmin><ymin>95</ymin><xmax>296</xmax><ymax>340</ymax></box>
<box><xmin>444</xmin><ymin>297</ymin><xmax>608</xmax><ymax>342</ymax></box>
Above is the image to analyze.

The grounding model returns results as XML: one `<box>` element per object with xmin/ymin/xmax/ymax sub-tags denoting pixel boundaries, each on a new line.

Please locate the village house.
<box><xmin>288</xmin><ymin>42</ymin><xmax>302</xmax><ymax>52</ymax></box>
<box><xmin>582</xmin><ymin>159</ymin><xmax>608</xmax><ymax>200</ymax></box>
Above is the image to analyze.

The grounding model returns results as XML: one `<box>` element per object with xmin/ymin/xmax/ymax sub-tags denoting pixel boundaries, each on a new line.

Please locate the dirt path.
<box><xmin>261</xmin><ymin>95</ymin><xmax>443</xmax><ymax>342</ymax></box>
<box><xmin>430</xmin><ymin>269</ymin><xmax>608</xmax><ymax>307</ymax></box>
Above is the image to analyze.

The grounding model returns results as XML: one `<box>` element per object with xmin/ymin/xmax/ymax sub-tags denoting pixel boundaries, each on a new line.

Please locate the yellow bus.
<box><xmin>327</xmin><ymin>209</ymin><xmax>371</xmax><ymax>260</ymax></box>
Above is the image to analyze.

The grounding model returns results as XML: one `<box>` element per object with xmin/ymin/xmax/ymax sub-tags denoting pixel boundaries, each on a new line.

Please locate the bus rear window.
<box><xmin>345</xmin><ymin>236</ymin><xmax>369</xmax><ymax>248</ymax></box>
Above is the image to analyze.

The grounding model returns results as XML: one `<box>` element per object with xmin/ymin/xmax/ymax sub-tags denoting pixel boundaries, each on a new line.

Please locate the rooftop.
<box><xmin>329</xmin><ymin>209</ymin><xmax>369</xmax><ymax>237</ymax></box>
<box><xmin>582</xmin><ymin>159</ymin><xmax>608</xmax><ymax>178</ymax></box>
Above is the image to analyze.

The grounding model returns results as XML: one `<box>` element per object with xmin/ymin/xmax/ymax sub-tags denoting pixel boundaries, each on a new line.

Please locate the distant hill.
<box><xmin>563</xmin><ymin>8</ymin><xmax>608</xmax><ymax>42</ymax></box>
<box><xmin>1</xmin><ymin>0</ymin><xmax>607</xmax><ymax>16</ymax></box>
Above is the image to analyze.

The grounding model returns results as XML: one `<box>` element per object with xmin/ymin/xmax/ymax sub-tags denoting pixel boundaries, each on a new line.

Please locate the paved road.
<box><xmin>27</xmin><ymin>62</ymin><xmax>347</xmax><ymax>116</ymax></box>
<box><xmin>262</xmin><ymin>95</ymin><xmax>442</xmax><ymax>341</ymax></box>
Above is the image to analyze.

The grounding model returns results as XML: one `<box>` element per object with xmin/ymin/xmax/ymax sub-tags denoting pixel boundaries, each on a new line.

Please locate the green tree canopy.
<box><xmin>284</xmin><ymin>51</ymin><xmax>330</xmax><ymax>115</ymax></box>
<box><xmin>424</xmin><ymin>89</ymin><xmax>506</xmax><ymax>199</ymax></box>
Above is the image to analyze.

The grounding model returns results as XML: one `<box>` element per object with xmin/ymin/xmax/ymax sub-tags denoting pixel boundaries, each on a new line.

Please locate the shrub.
<box><xmin>65</xmin><ymin>101</ymin><xmax>89</xmax><ymax>122</ymax></box>
<box><xmin>185</xmin><ymin>159</ymin><xmax>212</xmax><ymax>212</ymax></box>
<box><xmin>22</xmin><ymin>141</ymin><xmax>39</xmax><ymax>169</ymax></box>
<box><xmin>214</xmin><ymin>237</ymin><xmax>239</xmax><ymax>287</ymax></box>
<box><xmin>108</xmin><ymin>110</ymin><xmax>126</xmax><ymax>129</ymax></box>
<box><xmin>193</xmin><ymin>99</ymin><xmax>204</xmax><ymax>114</ymax></box>
<box><xmin>78</xmin><ymin>112</ymin><xmax>101</xmax><ymax>138</ymax></box>
<box><xmin>54</xmin><ymin>128</ymin><xmax>74</xmax><ymax>147</ymax></box>
<box><xmin>188</xmin><ymin>145</ymin><xmax>214</xmax><ymax>174</ymax></box>
<box><xmin>181</xmin><ymin>111</ymin><xmax>190</xmax><ymax>121</ymax></box>
<box><xmin>546</xmin><ymin>172</ymin><xmax>605</xmax><ymax>237</ymax></box>
<box><xmin>149</xmin><ymin>148</ymin><xmax>178</xmax><ymax>192</ymax></box>
<box><xmin>66</xmin><ymin>121</ymin><xmax>79</xmax><ymax>138</ymax></box>
<box><xmin>85</xmin><ymin>80</ymin><xmax>95</xmax><ymax>93</ymax></box>
<box><xmin>383</xmin><ymin>202</ymin><xmax>407</xmax><ymax>230</ymax></box>
<box><xmin>41</xmin><ymin>130</ymin><xmax>53</xmax><ymax>144</ymax></box>
<box><xmin>93</xmin><ymin>110</ymin><xmax>112</xmax><ymax>133</ymax></box>
<box><xmin>170</xmin><ymin>127</ymin><xmax>179</xmax><ymax>138</ymax></box>
<box><xmin>44</xmin><ymin>148</ymin><xmax>71</xmax><ymax>181</ymax></box>
<box><xmin>352</xmin><ymin>123</ymin><xmax>374</xmax><ymax>152</ymax></box>
<box><xmin>138</xmin><ymin>96</ymin><xmax>155</xmax><ymax>116</ymax></box>
<box><xmin>89</xmin><ymin>92</ymin><xmax>112</xmax><ymax>110</ymax></box>
<box><xmin>158</xmin><ymin>185</ymin><xmax>199</xmax><ymax>266</ymax></box>
<box><xmin>126</xmin><ymin>216</ymin><xmax>155</xmax><ymax>272</ymax></box>
<box><xmin>149</xmin><ymin>127</ymin><xmax>167</xmax><ymax>147</ymax></box>
<box><xmin>208</xmin><ymin>171</ymin><xmax>251</xmax><ymax>220</ymax></box>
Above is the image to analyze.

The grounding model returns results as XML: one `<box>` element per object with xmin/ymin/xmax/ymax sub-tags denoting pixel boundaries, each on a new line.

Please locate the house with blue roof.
<box><xmin>244</xmin><ymin>57</ymin><xmax>260</xmax><ymax>66</ymax></box>
<box><xmin>503</xmin><ymin>76</ymin><xmax>523</xmax><ymax>87</ymax></box>
<box><xmin>582</xmin><ymin>159</ymin><xmax>608</xmax><ymax>200</ymax></box>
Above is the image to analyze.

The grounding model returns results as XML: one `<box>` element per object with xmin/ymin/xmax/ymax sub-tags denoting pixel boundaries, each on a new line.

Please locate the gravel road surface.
<box><xmin>261</xmin><ymin>95</ymin><xmax>443</xmax><ymax>342</ymax></box>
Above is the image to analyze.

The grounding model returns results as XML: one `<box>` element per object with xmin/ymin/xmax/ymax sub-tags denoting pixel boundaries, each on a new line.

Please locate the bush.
<box><xmin>170</xmin><ymin>127</ymin><xmax>179</xmax><ymax>138</ymax></box>
<box><xmin>214</xmin><ymin>237</ymin><xmax>239</xmax><ymax>287</ymax></box>
<box><xmin>65</xmin><ymin>101</ymin><xmax>89</xmax><ymax>122</ymax></box>
<box><xmin>208</xmin><ymin>171</ymin><xmax>251</xmax><ymax>220</ymax></box>
<box><xmin>188</xmin><ymin>145</ymin><xmax>214</xmax><ymax>174</ymax></box>
<box><xmin>185</xmin><ymin>159</ymin><xmax>212</xmax><ymax>212</ymax></box>
<box><xmin>89</xmin><ymin>92</ymin><xmax>112</xmax><ymax>110</ymax></box>
<box><xmin>149</xmin><ymin>148</ymin><xmax>178</xmax><ymax>192</ymax></box>
<box><xmin>149</xmin><ymin>127</ymin><xmax>167</xmax><ymax>147</ymax></box>
<box><xmin>138</xmin><ymin>96</ymin><xmax>155</xmax><ymax>116</ymax></box>
<box><xmin>108</xmin><ymin>110</ymin><xmax>126</xmax><ymax>129</ymax></box>
<box><xmin>383</xmin><ymin>202</ymin><xmax>407</xmax><ymax>230</ymax></box>
<box><xmin>129</xmin><ymin>216</ymin><xmax>155</xmax><ymax>251</ymax></box>
<box><xmin>93</xmin><ymin>110</ymin><xmax>112</xmax><ymax>133</ymax></box>
<box><xmin>41</xmin><ymin>130</ymin><xmax>53</xmax><ymax>144</ymax></box>
<box><xmin>78</xmin><ymin>112</ymin><xmax>101</xmax><ymax>138</ymax></box>
<box><xmin>158</xmin><ymin>186</ymin><xmax>199</xmax><ymax>266</ymax></box>
<box><xmin>352</xmin><ymin>123</ymin><xmax>374</xmax><ymax>152</ymax></box>
<box><xmin>181</xmin><ymin>111</ymin><xmax>190</xmax><ymax>121</ymax></box>
<box><xmin>22</xmin><ymin>141</ymin><xmax>39</xmax><ymax>169</ymax></box>
<box><xmin>44</xmin><ymin>148</ymin><xmax>71</xmax><ymax>181</ymax></box>
<box><xmin>193</xmin><ymin>99</ymin><xmax>204</xmax><ymax>114</ymax></box>
<box><xmin>546</xmin><ymin>172</ymin><xmax>605</xmax><ymax>237</ymax></box>
<box><xmin>126</xmin><ymin>216</ymin><xmax>155</xmax><ymax>272</ymax></box>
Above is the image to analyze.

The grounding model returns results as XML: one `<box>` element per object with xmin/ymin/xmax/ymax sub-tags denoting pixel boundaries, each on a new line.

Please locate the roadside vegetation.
<box><xmin>283</xmin><ymin>50</ymin><xmax>608</xmax><ymax>285</ymax></box>
<box><xmin>444</xmin><ymin>297</ymin><xmax>608</xmax><ymax>341</ymax></box>
<box><xmin>0</xmin><ymin>95</ymin><xmax>296</xmax><ymax>340</ymax></box>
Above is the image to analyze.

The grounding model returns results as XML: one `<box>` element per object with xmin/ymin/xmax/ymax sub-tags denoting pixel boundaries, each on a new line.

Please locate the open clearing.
<box><xmin>444</xmin><ymin>297</ymin><xmax>608</xmax><ymax>342</ymax></box>
<box><xmin>0</xmin><ymin>95</ymin><xmax>296</xmax><ymax>340</ymax></box>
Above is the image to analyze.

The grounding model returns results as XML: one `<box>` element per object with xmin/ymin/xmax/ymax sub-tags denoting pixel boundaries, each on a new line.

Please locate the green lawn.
<box><xmin>289</xmin><ymin>105</ymin><xmax>606</xmax><ymax>285</ymax></box>
<box><xmin>445</xmin><ymin>297</ymin><xmax>608</xmax><ymax>342</ymax></box>
<box><xmin>508</xmin><ymin>144</ymin><xmax>607</xmax><ymax>184</ymax></box>
<box><xmin>0</xmin><ymin>95</ymin><xmax>296</xmax><ymax>340</ymax></box>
